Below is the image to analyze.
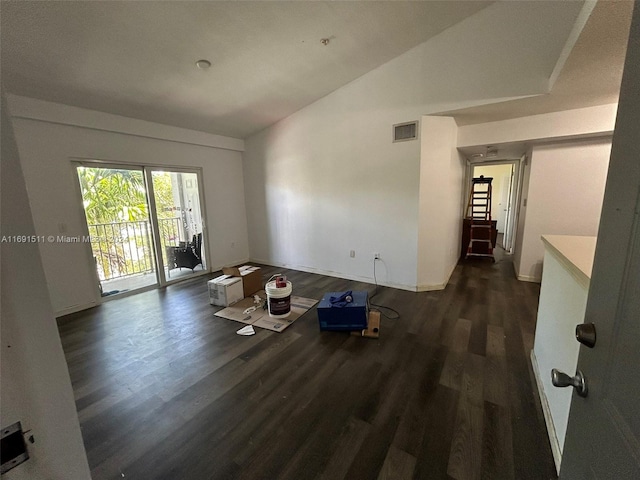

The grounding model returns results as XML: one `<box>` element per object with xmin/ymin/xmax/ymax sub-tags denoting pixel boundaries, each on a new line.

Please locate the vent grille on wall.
<box><xmin>393</xmin><ymin>121</ymin><xmax>419</xmax><ymax>142</ymax></box>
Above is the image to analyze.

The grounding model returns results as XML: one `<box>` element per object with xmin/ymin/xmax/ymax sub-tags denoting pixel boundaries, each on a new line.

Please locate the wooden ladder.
<box><xmin>465</xmin><ymin>175</ymin><xmax>495</xmax><ymax>261</ymax></box>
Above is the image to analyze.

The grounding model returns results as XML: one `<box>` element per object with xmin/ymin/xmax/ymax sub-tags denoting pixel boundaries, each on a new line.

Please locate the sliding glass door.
<box><xmin>77</xmin><ymin>165</ymin><xmax>157</xmax><ymax>295</ymax></box>
<box><xmin>149</xmin><ymin>170</ymin><xmax>206</xmax><ymax>281</ymax></box>
<box><xmin>76</xmin><ymin>163</ymin><xmax>206</xmax><ymax>297</ymax></box>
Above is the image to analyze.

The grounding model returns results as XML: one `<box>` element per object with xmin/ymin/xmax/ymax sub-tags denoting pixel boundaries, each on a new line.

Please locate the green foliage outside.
<box><xmin>77</xmin><ymin>167</ymin><xmax>179</xmax><ymax>284</ymax></box>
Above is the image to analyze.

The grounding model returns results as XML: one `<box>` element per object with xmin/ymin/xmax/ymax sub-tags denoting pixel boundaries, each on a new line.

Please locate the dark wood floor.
<box><xmin>58</xmin><ymin>250</ymin><xmax>557</xmax><ymax>480</ymax></box>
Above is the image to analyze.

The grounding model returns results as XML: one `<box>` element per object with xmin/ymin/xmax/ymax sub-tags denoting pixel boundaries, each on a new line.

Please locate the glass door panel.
<box><xmin>150</xmin><ymin>170</ymin><xmax>205</xmax><ymax>281</ymax></box>
<box><xmin>76</xmin><ymin>165</ymin><xmax>158</xmax><ymax>296</ymax></box>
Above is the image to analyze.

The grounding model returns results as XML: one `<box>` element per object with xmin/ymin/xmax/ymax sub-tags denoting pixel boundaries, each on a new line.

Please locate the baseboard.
<box><xmin>55</xmin><ymin>301</ymin><xmax>98</xmax><ymax>318</ymax></box>
<box><xmin>415</xmin><ymin>284</ymin><xmax>446</xmax><ymax>292</ymax></box>
<box><xmin>249</xmin><ymin>258</ymin><xmax>418</xmax><ymax>292</ymax></box>
<box><xmin>215</xmin><ymin>259</ymin><xmax>250</xmax><ymax>273</ymax></box>
<box><xmin>416</xmin><ymin>259</ymin><xmax>458</xmax><ymax>292</ymax></box>
<box><xmin>531</xmin><ymin>349</ymin><xmax>562</xmax><ymax>474</ymax></box>
<box><xmin>517</xmin><ymin>274</ymin><xmax>541</xmax><ymax>283</ymax></box>
<box><xmin>513</xmin><ymin>262</ymin><xmax>542</xmax><ymax>283</ymax></box>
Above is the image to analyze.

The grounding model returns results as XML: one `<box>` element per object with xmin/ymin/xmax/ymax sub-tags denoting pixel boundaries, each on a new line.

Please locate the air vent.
<box><xmin>393</xmin><ymin>121</ymin><xmax>418</xmax><ymax>143</ymax></box>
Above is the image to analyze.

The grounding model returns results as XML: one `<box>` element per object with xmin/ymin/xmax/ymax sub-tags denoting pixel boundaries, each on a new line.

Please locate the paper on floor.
<box><xmin>236</xmin><ymin>325</ymin><xmax>256</xmax><ymax>336</ymax></box>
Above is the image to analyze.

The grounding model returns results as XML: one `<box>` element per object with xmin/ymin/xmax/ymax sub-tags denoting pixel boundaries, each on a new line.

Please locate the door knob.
<box><xmin>552</xmin><ymin>369</ymin><xmax>588</xmax><ymax>397</ymax></box>
<box><xmin>575</xmin><ymin>322</ymin><xmax>596</xmax><ymax>348</ymax></box>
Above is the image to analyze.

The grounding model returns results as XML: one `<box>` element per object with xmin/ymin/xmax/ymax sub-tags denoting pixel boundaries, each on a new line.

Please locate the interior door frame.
<box><xmin>70</xmin><ymin>158</ymin><xmax>210</xmax><ymax>303</ymax></box>
<box><xmin>464</xmin><ymin>158</ymin><xmax>523</xmax><ymax>253</ymax></box>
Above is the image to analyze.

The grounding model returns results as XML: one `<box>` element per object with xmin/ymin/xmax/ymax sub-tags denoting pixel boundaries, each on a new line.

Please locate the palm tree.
<box><xmin>77</xmin><ymin>167</ymin><xmax>184</xmax><ymax>282</ymax></box>
<box><xmin>77</xmin><ymin>167</ymin><xmax>148</xmax><ymax>224</ymax></box>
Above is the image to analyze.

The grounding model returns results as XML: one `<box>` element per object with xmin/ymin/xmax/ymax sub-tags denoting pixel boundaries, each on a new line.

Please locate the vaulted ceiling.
<box><xmin>1</xmin><ymin>1</ymin><xmax>632</xmax><ymax>139</ymax></box>
<box><xmin>437</xmin><ymin>0</ymin><xmax>633</xmax><ymax>125</ymax></box>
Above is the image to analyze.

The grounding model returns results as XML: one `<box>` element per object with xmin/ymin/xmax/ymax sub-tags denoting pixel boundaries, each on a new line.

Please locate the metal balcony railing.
<box><xmin>88</xmin><ymin>217</ymin><xmax>182</xmax><ymax>281</ymax></box>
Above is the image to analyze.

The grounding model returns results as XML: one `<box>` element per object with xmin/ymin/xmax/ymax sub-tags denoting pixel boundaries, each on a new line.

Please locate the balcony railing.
<box><xmin>88</xmin><ymin>217</ymin><xmax>182</xmax><ymax>281</ymax></box>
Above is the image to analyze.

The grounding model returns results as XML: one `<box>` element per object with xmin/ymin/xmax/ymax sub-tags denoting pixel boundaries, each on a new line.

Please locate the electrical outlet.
<box><xmin>350</xmin><ymin>250</ymin><xmax>355</xmax><ymax>258</ymax></box>
<box><xmin>374</xmin><ymin>253</ymin><xmax>380</xmax><ymax>260</ymax></box>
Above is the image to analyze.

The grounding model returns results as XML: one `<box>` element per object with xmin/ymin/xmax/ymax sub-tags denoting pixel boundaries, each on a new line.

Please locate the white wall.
<box><xmin>515</xmin><ymin>138</ymin><xmax>611</xmax><ymax>282</ymax></box>
<box><xmin>243</xmin><ymin>1</ymin><xmax>581</xmax><ymax>290</ymax></box>
<box><xmin>244</xmin><ymin>98</ymin><xmax>422</xmax><ymax>290</ymax></box>
<box><xmin>417</xmin><ymin>116</ymin><xmax>465</xmax><ymax>290</ymax></box>
<box><xmin>7</xmin><ymin>95</ymin><xmax>249</xmax><ymax>315</ymax></box>
<box><xmin>533</xmin><ymin>242</ymin><xmax>592</xmax><ymax>468</ymax></box>
<box><xmin>457</xmin><ymin>104</ymin><xmax>618</xmax><ymax>148</ymax></box>
<box><xmin>1</xmin><ymin>92</ymin><xmax>91</xmax><ymax>479</ymax></box>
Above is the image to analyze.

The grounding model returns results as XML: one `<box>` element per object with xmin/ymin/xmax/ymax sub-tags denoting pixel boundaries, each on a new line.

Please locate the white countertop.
<box><xmin>541</xmin><ymin>235</ymin><xmax>597</xmax><ymax>289</ymax></box>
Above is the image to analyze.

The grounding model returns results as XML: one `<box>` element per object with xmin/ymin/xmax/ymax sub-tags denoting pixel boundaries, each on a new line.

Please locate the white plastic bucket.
<box><xmin>265</xmin><ymin>280</ymin><xmax>292</xmax><ymax>318</ymax></box>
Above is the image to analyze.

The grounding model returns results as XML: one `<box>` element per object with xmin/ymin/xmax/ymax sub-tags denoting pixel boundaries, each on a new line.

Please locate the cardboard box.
<box><xmin>208</xmin><ymin>275</ymin><xmax>243</xmax><ymax>307</ymax></box>
<box><xmin>222</xmin><ymin>265</ymin><xmax>263</xmax><ymax>298</ymax></box>
<box><xmin>317</xmin><ymin>291</ymin><xmax>369</xmax><ymax>331</ymax></box>
<box><xmin>351</xmin><ymin>311</ymin><xmax>381</xmax><ymax>338</ymax></box>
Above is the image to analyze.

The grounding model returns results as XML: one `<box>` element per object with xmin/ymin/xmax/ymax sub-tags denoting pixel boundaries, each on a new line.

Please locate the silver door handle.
<box><xmin>552</xmin><ymin>369</ymin><xmax>588</xmax><ymax>397</ymax></box>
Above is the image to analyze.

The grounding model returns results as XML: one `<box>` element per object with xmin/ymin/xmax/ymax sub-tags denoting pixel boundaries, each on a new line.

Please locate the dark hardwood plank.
<box><xmin>450</xmin><ymin>318</ymin><xmax>472</xmax><ymax>352</ymax></box>
<box><xmin>447</xmin><ymin>393</ymin><xmax>484</xmax><ymax>480</ymax></box>
<box><xmin>468</xmin><ymin>315</ymin><xmax>488</xmax><ymax>357</ymax></box>
<box><xmin>461</xmin><ymin>352</ymin><xmax>485</xmax><ymax>407</ymax></box>
<box><xmin>391</xmin><ymin>344</ymin><xmax>447</xmax><ymax>457</ymax></box>
<box><xmin>377</xmin><ymin>445</ymin><xmax>417</xmax><ymax>480</ymax></box>
<box><xmin>317</xmin><ymin>416</ymin><xmax>371</xmax><ymax>480</ymax></box>
<box><xmin>440</xmin><ymin>350</ymin><xmax>466</xmax><ymax>391</ymax></box>
<box><xmin>57</xmin><ymin>248</ymin><xmax>557</xmax><ymax>480</ymax></box>
<box><xmin>481</xmin><ymin>401</ymin><xmax>515</xmax><ymax>480</ymax></box>
<box><xmin>412</xmin><ymin>385</ymin><xmax>460</xmax><ymax>479</ymax></box>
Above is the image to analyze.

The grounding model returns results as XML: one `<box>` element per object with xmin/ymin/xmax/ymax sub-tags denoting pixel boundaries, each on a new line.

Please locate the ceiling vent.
<box><xmin>393</xmin><ymin>121</ymin><xmax>419</xmax><ymax>143</ymax></box>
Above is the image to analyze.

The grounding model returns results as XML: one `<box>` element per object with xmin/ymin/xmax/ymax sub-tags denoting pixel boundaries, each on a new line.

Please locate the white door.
<box><xmin>559</xmin><ymin>3</ymin><xmax>640</xmax><ymax>476</ymax></box>
<box><xmin>497</xmin><ymin>171</ymin><xmax>510</xmax><ymax>235</ymax></box>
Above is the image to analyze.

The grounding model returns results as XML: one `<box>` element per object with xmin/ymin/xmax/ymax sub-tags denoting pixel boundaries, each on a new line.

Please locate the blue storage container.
<box><xmin>317</xmin><ymin>291</ymin><xmax>369</xmax><ymax>331</ymax></box>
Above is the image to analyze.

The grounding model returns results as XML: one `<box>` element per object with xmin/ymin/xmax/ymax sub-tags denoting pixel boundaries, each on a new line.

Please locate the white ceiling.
<box><xmin>437</xmin><ymin>0</ymin><xmax>633</xmax><ymax>126</ymax></box>
<box><xmin>0</xmin><ymin>0</ymin><xmax>491</xmax><ymax>138</ymax></box>
<box><xmin>1</xmin><ymin>1</ymin><xmax>632</xmax><ymax>140</ymax></box>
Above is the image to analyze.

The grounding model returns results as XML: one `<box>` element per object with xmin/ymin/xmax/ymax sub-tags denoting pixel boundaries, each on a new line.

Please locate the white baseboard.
<box><xmin>531</xmin><ymin>349</ymin><xmax>562</xmax><ymax>474</ymax></box>
<box><xmin>215</xmin><ymin>259</ymin><xmax>250</xmax><ymax>272</ymax></box>
<box><xmin>517</xmin><ymin>274</ymin><xmax>541</xmax><ymax>283</ymax></box>
<box><xmin>513</xmin><ymin>261</ymin><xmax>542</xmax><ymax>283</ymax></box>
<box><xmin>55</xmin><ymin>301</ymin><xmax>98</xmax><ymax>318</ymax></box>
<box><xmin>415</xmin><ymin>284</ymin><xmax>446</xmax><ymax>292</ymax></box>
<box><xmin>249</xmin><ymin>258</ymin><xmax>418</xmax><ymax>292</ymax></box>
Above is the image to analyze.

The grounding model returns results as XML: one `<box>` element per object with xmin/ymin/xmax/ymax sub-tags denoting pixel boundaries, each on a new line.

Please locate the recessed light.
<box><xmin>195</xmin><ymin>59</ymin><xmax>211</xmax><ymax>69</ymax></box>
<box><xmin>471</xmin><ymin>153</ymin><xmax>484</xmax><ymax>158</ymax></box>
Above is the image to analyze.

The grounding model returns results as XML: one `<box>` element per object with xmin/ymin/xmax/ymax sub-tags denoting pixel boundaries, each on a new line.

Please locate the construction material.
<box><xmin>222</xmin><ymin>265</ymin><xmax>263</xmax><ymax>297</ymax></box>
<box><xmin>351</xmin><ymin>311</ymin><xmax>381</xmax><ymax>338</ymax></box>
<box><xmin>208</xmin><ymin>275</ymin><xmax>244</xmax><ymax>306</ymax></box>
<box><xmin>317</xmin><ymin>291</ymin><xmax>369</xmax><ymax>331</ymax></box>
<box><xmin>214</xmin><ymin>291</ymin><xmax>318</xmax><ymax>333</ymax></box>
<box><xmin>465</xmin><ymin>175</ymin><xmax>495</xmax><ymax>261</ymax></box>
<box><xmin>265</xmin><ymin>276</ymin><xmax>292</xmax><ymax>318</ymax></box>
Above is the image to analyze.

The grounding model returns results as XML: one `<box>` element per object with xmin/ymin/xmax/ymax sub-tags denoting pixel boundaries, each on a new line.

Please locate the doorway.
<box><xmin>75</xmin><ymin>163</ymin><xmax>207</xmax><ymax>297</ymax></box>
<box><xmin>467</xmin><ymin>160</ymin><xmax>521</xmax><ymax>253</ymax></box>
